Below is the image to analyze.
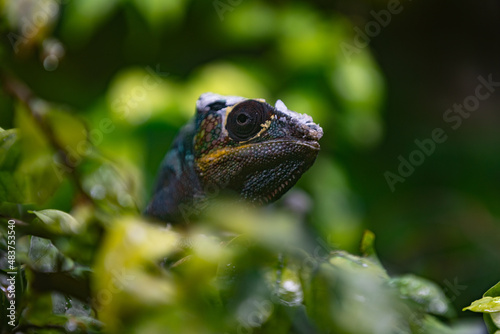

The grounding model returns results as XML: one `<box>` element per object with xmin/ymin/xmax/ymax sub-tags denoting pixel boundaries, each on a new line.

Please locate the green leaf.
<box><xmin>14</xmin><ymin>105</ymin><xmax>62</xmax><ymax>204</ymax></box>
<box><xmin>0</xmin><ymin>171</ymin><xmax>27</xmax><ymax>203</ymax></box>
<box><xmin>329</xmin><ymin>250</ymin><xmax>388</xmax><ymax>279</ymax></box>
<box><xmin>45</xmin><ymin>109</ymin><xmax>88</xmax><ymax>160</ymax></box>
<box><xmin>276</xmin><ymin>5</ymin><xmax>332</xmax><ymax>69</ymax></box>
<box><xmin>9</xmin><ymin>104</ymin><xmax>90</xmax><ymax>205</ymax></box>
<box><xmin>331</xmin><ymin>51</ymin><xmax>385</xmax><ymax>148</ymax></box>
<box><xmin>485</xmin><ymin>282</ymin><xmax>500</xmax><ymax>297</ymax></box>
<box><xmin>0</xmin><ymin>128</ymin><xmax>26</xmax><ymax>203</ymax></box>
<box><xmin>80</xmin><ymin>159</ymin><xmax>139</xmax><ymax>211</ymax></box>
<box><xmin>19</xmin><ymin>289</ymin><xmax>102</xmax><ymax>332</ymax></box>
<box><xmin>18</xmin><ymin>292</ymin><xmax>68</xmax><ymax>329</ymax></box>
<box><xmin>30</xmin><ymin>209</ymin><xmax>83</xmax><ymax>235</ymax></box>
<box><xmin>464</xmin><ymin>281</ymin><xmax>500</xmax><ymax>334</ymax></box>
<box><xmin>389</xmin><ymin>274</ymin><xmax>454</xmax><ymax>317</ymax></box>
<box><xmin>360</xmin><ymin>229</ymin><xmax>380</xmax><ymax>265</ymax></box>
<box><xmin>0</xmin><ymin>128</ymin><xmax>21</xmax><ymax>168</ymax></box>
<box><xmin>205</xmin><ymin>201</ymin><xmax>304</xmax><ymax>252</ymax></box>
<box><xmin>106</xmin><ymin>67</ymin><xmax>180</xmax><ymax>126</ymax></box>
<box><xmin>131</xmin><ymin>0</ymin><xmax>187</xmax><ymax>28</ymax></box>
<box><xmin>28</xmin><ymin>236</ymin><xmax>74</xmax><ymax>272</ymax></box>
<box><xmin>93</xmin><ymin>215</ymin><xmax>179</xmax><ymax>332</ymax></box>
<box><xmin>484</xmin><ymin>312</ymin><xmax>500</xmax><ymax>334</ymax></box>
<box><xmin>61</xmin><ymin>0</ymin><xmax>120</xmax><ymax>46</ymax></box>
<box><xmin>413</xmin><ymin>315</ymin><xmax>454</xmax><ymax>334</ymax></box>
<box><xmin>464</xmin><ymin>297</ymin><xmax>500</xmax><ymax>313</ymax></box>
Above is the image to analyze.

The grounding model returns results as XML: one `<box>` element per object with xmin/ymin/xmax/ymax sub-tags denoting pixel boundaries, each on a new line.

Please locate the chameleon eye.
<box><xmin>226</xmin><ymin>100</ymin><xmax>272</xmax><ymax>141</ymax></box>
<box><xmin>236</xmin><ymin>113</ymin><xmax>250</xmax><ymax>125</ymax></box>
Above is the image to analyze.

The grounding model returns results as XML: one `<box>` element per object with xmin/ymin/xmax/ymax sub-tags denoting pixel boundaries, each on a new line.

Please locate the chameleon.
<box><xmin>145</xmin><ymin>93</ymin><xmax>323</xmax><ymax>223</ymax></box>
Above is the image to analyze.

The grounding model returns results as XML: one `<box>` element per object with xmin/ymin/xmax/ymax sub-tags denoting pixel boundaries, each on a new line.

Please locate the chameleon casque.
<box><xmin>145</xmin><ymin>93</ymin><xmax>323</xmax><ymax>223</ymax></box>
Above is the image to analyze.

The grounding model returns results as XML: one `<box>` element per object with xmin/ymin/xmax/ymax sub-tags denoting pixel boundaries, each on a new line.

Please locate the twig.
<box><xmin>0</xmin><ymin>71</ymin><xmax>93</xmax><ymax>204</ymax></box>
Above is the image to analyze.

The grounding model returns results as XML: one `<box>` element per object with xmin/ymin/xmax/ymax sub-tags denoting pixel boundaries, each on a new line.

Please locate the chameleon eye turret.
<box><xmin>145</xmin><ymin>93</ymin><xmax>323</xmax><ymax>223</ymax></box>
<box><xmin>226</xmin><ymin>100</ymin><xmax>273</xmax><ymax>142</ymax></box>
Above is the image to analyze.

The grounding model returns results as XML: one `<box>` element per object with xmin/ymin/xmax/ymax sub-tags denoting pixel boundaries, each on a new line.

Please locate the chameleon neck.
<box><xmin>144</xmin><ymin>122</ymin><xmax>203</xmax><ymax>223</ymax></box>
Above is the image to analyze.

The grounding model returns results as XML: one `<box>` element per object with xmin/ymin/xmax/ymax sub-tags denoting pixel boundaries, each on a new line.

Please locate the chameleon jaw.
<box><xmin>295</xmin><ymin>140</ymin><xmax>320</xmax><ymax>151</ymax></box>
<box><xmin>195</xmin><ymin>138</ymin><xmax>320</xmax><ymax>205</ymax></box>
<box><xmin>196</xmin><ymin>139</ymin><xmax>320</xmax><ymax>174</ymax></box>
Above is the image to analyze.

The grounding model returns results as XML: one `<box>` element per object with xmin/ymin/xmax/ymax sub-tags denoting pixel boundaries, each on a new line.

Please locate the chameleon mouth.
<box><xmin>297</xmin><ymin>140</ymin><xmax>320</xmax><ymax>150</ymax></box>
<box><xmin>269</xmin><ymin>139</ymin><xmax>320</xmax><ymax>151</ymax></box>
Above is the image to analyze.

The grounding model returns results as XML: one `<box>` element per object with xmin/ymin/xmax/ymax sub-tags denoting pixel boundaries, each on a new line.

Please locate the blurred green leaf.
<box><xmin>30</xmin><ymin>209</ymin><xmax>83</xmax><ymax>235</ymax></box>
<box><xmin>222</xmin><ymin>1</ymin><xmax>277</xmax><ymax>42</ymax></box>
<box><xmin>93</xmin><ymin>215</ymin><xmax>179</xmax><ymax>332</ymax></box>
<box><xmin>305</xmin><ymin>252</ymin><xmax>400</xmax><ymax>334</ymax></box>
<box><xmin>275</xmin><ymin>264</ymin><xmax>303</xmax><ymax>307</ymax></box>
<box><xmin>46</xmin><ymin>109</ymin><xmax>88</xmax><ymax>159</ymax></box>
<box><xmin>415</xmin><ymin>315</ymin><xmax>455</xmax><ymax>334</ymax></box>
<box><xmin>0</xmin><ymin>128</ymin><xmax>26</xmax><ymax>203</ymax></box>
<box><xmin>19</xmin><ymin>290</ymin><xmax>102</xmax><ymax>332</ymax></box>
<box><xmin>309</xmin><ymin>158</ymin><xmax>363</xmax><ymax>251</ymax></box>
<box><xmin>18</xmin><ymin>292</ymin><xmax>69</xmax><ymax>329</ymax></box>
<box><xmin>80</xmin><ymin>159</ymin><xmax>140</xmax><ymax>212</ymax></box>
<box><xmin>390</xmin><ymin>274</ymin><xmax>454</xmax><ymax>317</ymax></box>
<box><xmin>61</xmin><ymin>0</ymin><xmax>120</xmax><ymax>45</ymax></box>
<box><xmin>332</xmin><ymin>52</ymin><xmax>384</xmax><ymax>110</ymax></box>
<box><xmin>205</xmin><ymin>201</ymin><xmax>304</xmax><ymax>252</ymax></box>
<box><xmin>0</xmin><ymin>128</ymin><xmax>20</xmax><ymax>168</ymax></box>
<box><xmin>277</xmin><ymin>5</ymin><xmax>334</xmax><ymax>69</ymax></box>
<box><xmin>360</xmin><ymin>229</ymin><xmax>377</xmax><ymax>258</ymax></box>
<box><xmin>14</xmin><ymin>105</ymin><xmax>62</xmax><ymax>204</ymax></box>
<box><xmin>28</xmin><ymin>236</ymin><xmax>74</xmax><ymax>272</ymax></box>
<box><xmin>106</xmin><ymin>67</ymin><xmax>182</xmax><ymax>126</ymax></box>
<box><xmin>331</xmin><ymin>52</ymin><xmax>385</xmax><ymax>148</ymax></box>
<box><xmin>131</xmin><ymin>0</ymin><xmax>187</xmax><ymax>28</ymax></box>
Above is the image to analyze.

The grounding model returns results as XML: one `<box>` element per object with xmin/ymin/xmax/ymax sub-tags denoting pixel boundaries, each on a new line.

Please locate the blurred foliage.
<box><xmin>0</xmin><ymin>0</ymin><xmax>497</xmax><ymax>333</ymax></box>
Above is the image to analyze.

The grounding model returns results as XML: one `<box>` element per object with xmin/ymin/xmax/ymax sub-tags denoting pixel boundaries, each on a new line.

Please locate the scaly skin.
<box><xmin>145</xmin><ymin>93</ymin><xmax>323</xmax><ymax>223</ymax></box>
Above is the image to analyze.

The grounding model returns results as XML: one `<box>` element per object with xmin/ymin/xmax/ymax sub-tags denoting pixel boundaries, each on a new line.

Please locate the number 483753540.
<box><xmin>7</xmin><ymin>220</ymin><xmax>16</xmax><ymax>271</ymax></box>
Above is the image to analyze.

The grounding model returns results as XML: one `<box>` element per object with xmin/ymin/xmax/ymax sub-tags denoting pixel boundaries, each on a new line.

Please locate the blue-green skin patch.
<box><xmin>145</xmin><ymin>93</ymin><xmax>323</xmax><ymax>223</ymax></box>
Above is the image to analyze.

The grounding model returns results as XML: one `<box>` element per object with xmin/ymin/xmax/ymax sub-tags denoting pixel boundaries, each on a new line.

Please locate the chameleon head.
<box><xmin>193</xmin><ymin>93</ymin><xmax>323</xmax><ymax>204</ymax></box>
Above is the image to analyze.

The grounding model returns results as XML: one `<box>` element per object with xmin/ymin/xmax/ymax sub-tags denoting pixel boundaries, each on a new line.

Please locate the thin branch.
<box><xmin>0</xmin><ymin>71</ymin><xmax>93</xmax><ymax>204</ymax></box>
